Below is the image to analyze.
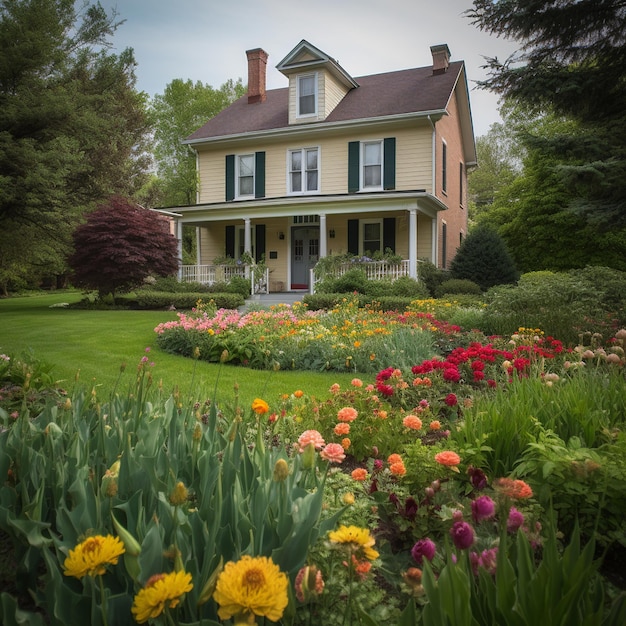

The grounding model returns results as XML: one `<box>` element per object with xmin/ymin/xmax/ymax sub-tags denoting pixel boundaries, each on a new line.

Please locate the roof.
<box><xmin>186</xmin><ymin>61</ymin><xmax>466</xmax><ymax>143</ymax></box>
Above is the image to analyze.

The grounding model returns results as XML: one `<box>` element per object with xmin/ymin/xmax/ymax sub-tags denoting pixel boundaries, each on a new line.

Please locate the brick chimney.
<box><xmin>246</xmin><ymin>48</ymin><xmax>269</xmax><ymax>104</ymax></box>
<box><xmin>430</xmin><ymin>44</ymin><xmax>450</xmax><ymax>75</ymax></box>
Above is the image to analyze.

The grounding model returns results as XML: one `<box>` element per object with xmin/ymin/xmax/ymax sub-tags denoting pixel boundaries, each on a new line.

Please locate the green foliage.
<box><xmin>435</xmin><ymin>279</ymin><xmax>482</xmax><ymax>298</ymax></box>
<box><xmin>416</xmin><ymin>260</ymin><xmax>449</xmax><ymax>297</ymax></box>
<box><xmin>133</xmin><ymin>291</ymin><xmax>244</xmax><ymax>311</ymax></box>
<box><xmin>390</xmin><ymin>276</ymin><xmax>430</xmax><ymax>299</ymax></box>
<box><xmin>316</xmin><ymin>268</ymin><xmax>369</xmax><ymax>294</ymax></box>
<box><xmin>450</xmin><ymin>224</ymin><xmax>519</xmax><ymax>291</ymax></box>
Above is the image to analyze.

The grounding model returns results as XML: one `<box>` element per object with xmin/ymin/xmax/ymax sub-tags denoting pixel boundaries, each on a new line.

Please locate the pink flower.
<box><xmin>337</xmin><ymin>407</ymin><xmax>358</xmax><ymax>422</ymax></box>
<box><xmin>507</xmin><ymin>507</ymin><xmax>525</xmax><ymax>533</ymax></box>
<box><xmin>320</xmin><ymin>443</ymin><xmax>345</xmax><ymax>464</ymax></box>
<box><xmin>351</xmin><ymin>378</ymin><xmax>363</xmax><ymax>388</ymax></box>
<box><xmin>471</xmin><ymin>495</ymin><xmax>495</xmax><ymax>523</ymax></box>
<box><xmin>450</xmin><ymin>521</ymin><xmax>475</xmax><ymax>550</ymax></box>
<box><xmin>444</xmin><ymin>393</ymin><xmax>458</xmax><ymax>407</ymax></box>
<box><xmin>334</xmin><ymin>422</ymin><xmax>351</xmax><ymax>436</ymax></box>
<box><xmin>411</xmin><ymin>538</ymin><xmax>436</xmax><ymax>564</ymax></box>
<box><xmin>298</xmin><ymin>430</ymin><xmax>325</xmax><ymax>452</ymax></box>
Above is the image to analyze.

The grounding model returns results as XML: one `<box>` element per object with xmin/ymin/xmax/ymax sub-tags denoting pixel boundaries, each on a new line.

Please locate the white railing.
<box><xmin>310</xmin><ymin>259</ymin><xmax>412</xmax><ymax>293</ymax></box>
<box><xmin>180</xmin><ymin>264</ymin><xmax>269</xmax><ymax>295</ymax></box>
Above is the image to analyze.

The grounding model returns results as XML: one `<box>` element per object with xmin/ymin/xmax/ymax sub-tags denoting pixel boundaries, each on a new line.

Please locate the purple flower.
<box><xmin>470</xmin><ymin>548</ymin><xmax>498</xmax><ymax>575</ymax></box>
<box><xmin>467</xmin><ymin>466</ymin><xmax>488</xmax><ymax>490</ymax></box>
<box><xmin>450</xmin><ymin>521</ymin><xmax>475</xmax><ymax>550</ymax></box>
<box><xmin>507</xmin><ymin>507</ymin><xmax>525</xmax><ymax>533</ymax></box>
<box><xmin>411</xmin><ymin>538</ymin><xmax>436</xmax><ymax>564</ymax></box>
<box><xmin>471</xmin><ymin>495</ymin><xmax>495</xmax><ymax>523</ymax></box>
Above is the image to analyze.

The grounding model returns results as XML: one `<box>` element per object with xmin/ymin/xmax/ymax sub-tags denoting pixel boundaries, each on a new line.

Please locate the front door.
<box><xmin>291</xmin><ymin>226</ymin><xmax>319</xmax><ymax>289</ymax></box>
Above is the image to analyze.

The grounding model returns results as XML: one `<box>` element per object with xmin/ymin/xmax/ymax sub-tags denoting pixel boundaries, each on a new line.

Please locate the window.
<box><xmin>362</xmin><ymin>141</ymin><xmax>382</xmax><ymax>189</ymax></box>
<box><xmin>348</xmin><ymin>138</ymin><xmax>395</xmax><ymax>192</ymax></box>
<box><xmin>293</xmin><ymin>215</ymin><xmax>319</xmax><ymax>224</ymax></box>
<box><xmin>289</xmin><ymin>148</ymin><xmax>319</xmax><ymax>193</ymax></box>
<box><xmin>459</xmin><ymin>162</ymin><xmax>464</xmax><ymax>207</ymax></box>
<box><xmin>442</xmin><ymin>140</ymin><xmax>447</xmax><ymax>194</ymax></box>
<box><xmin>297</xmin><ymin>74</ymin><xmax>317</xmax><ymax>117</ymax></box>
<box><xmin>361</xmin><ymin>220</ymin><xmax>382</xmax><ymax>256</ymax></box>
<box><xmin>237</xmin><ymin>154</ymin><xmax>254</xmax><ymax>198</ymax></box>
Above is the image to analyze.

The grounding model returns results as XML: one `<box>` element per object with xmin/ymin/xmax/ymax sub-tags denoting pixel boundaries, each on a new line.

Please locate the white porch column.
<box><xmin>176</xmin><ymin>219</ymin><xmax>183</xmax><ymax>280</ymax></box>
<box><xmin>431</xmin><ymin>217</ymin><xmax>438</xmax><ymax>265</ymax></box>
<box><xmin>319</xmin><ymin>213</ymin><xmax>327</xmax><ymax>258</ymax></box>
<box><xmin>244</xmin><ymin>218</ymin><xmax>251</xmax><ymax>255</ymax></box>
<box><xmin>195</xmin><ymin>226</ymin><xmax>202</xmax><ymax>266</ymax></box>
<box><xmin>408</xmin><ymin>209</ymin><xmax>417</xmax><ymax>279</ymax></box>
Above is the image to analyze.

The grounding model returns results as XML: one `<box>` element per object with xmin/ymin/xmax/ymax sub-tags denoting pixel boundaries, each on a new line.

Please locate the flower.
<box><xmin>494</xmin><ymin>478</ymin><xmax>533</xmax><ymax>499</ymax></box>
<box><xmin>507</xmin><ymin>507</ymin><xmax>525</xmax><ymax>533</ymax></box>
<box><xmin>467</xmin><ymin>466</ymin><xmax>488</xmax><ymax>490</ymax></box>
<box><xmin>298</xmin><ymin>429</ymin><xmax>325</xmax><ymax>452</ymax></box>
<box><xmin>471</xmin><ymin>495</ymin><xmax>495</xmax><ymax>523</ymax></box>
<box><xmin>351</xmin><ymin>378</ymin><xmax>363</xmax><ymax>387</ymax></box>
<box><xmin>328</xmin><ymin>525</ymin><xmax>379</xmax><ymax>561</ymax></box>
<box><xmin>337</xmin><ymin>406</ymin><xmax>358</xmax><ymax>422</ymax></box>
<box><xmin>387</xmin><ymin>453</ymin><xmax>403</xmax><ymax>465</ymax></box>
<box><xmin>131</xmin><ymin>571</ymin><xmax>193</xmax><ymax>623</ymax></box>
<box><xmin>341</xmin><ymin>437</ymin><xmax>351</xmax><ymax>450</ymax></box>
<box><xmin>168</xmin><ymin>481</ymin><xmax>188</xmax><ymax>506</ymax></box>
<box><xmin>403</xmin><ymin>414</ymin><xmax>423</xmax><ymax>430</ymax></box>
<box><xmin>444</xmin><ymin>393</ymin><xmax>458</xmax><ymax>406</ymax></box>
<box><xmin>390</xmin><ymin>461</ymin><xmax>406</xmax><ymax>476</ymax></box>
<box><xmin>63</xmin><ymin>535</ymin><xmax>125</xmax><ymax>579</ymax></box>
<box><xmin>434</xmin><ymin>450</ymin><xmax>461</xmax><ymax>467</ymax></box>
<box><xmin>251</xmin><ymin>398</ymin><xmax>269</xmax><ymax>415</ymax></box>
<box><xmin>213</xmin><ymin>555</ymin><xmax>288</xmax><ymax>623</ymax></box>
<box><xmin>429</xmin><ymin>420</ymin><xmax>441</xmax><ymax>431</ymax></box>
<box><xmin>294</xmin><ymin>565</ymin><xmax>324</xmax><ymax>603</ymax></box>
<box><xmin>334</xmin><ymin>422</ymin><xmax>351</xmax><ymax>436</ymax></box>
<box><xmin>293</xmin><ymin>389</ymin><xmax>304</xmax><ymax>398</ymax></box>
<box><xmin>450</xmin><ymin>521</ymin><xmax>475</xmax><ymax>550</ymax></box>
<box><xmin>351</xmin><ymin>468</ymin><xmax>368</xmax><ymax>482</ymax></box>
<box><xmin>320</xmin><ymin>443</ymin><xmax>346</xmax><ymax>464</ymax></box>
<box><xmin>273</xmin><ymin>459</ymin><xmax>289</xmax><ymax>482</ymax></box>
<box><xmin>411</xmin><ymin>538</ymin><xmax>436</xmax><ymax>565</ymax></box>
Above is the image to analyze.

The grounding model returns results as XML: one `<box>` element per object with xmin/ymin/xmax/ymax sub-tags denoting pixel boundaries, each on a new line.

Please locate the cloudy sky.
<box><xmin>97</xmin><ymin>0</ymin><xmax>519</xmax><ymax>137</ymax></box>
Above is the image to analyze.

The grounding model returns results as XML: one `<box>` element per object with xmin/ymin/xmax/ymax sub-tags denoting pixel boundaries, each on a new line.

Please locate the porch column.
<box><xmin>408</xmin><ymin>209</ymin><xmax>417</xmax><ymax>279</ymax></box>
<box><xmin>244</xmin><ymin>217</ymin><xmax>252</xmax><ymax>281</ymax></box>
<box><xmin>431</xmin><ymin>217</ymin><xmax>437</xmax><ymax>265</ymax></box>
<box><xmin>195</xmin><ymin>226</ymin><xmax>202</xmax><ymax>266</ymax></box>
<box><xmin>176</xmin><ymin>219</ymin><xmax>183</xmax><ymax>280</ymax></box>
<box><xmin>319</xmin><ymin>213</ymin><xmax>327</xmax><ymax>258</ymax></box>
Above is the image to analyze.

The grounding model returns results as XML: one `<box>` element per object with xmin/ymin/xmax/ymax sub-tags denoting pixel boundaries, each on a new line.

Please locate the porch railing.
<box><xmin>310</xmin><ymin>259</ymin><xmax>412</xmax><ymax>293</ymax></box>
<box><xmin>180</xmin><ymin>264</ymin><xmax>269</xmax><ymax>295</ymax></box>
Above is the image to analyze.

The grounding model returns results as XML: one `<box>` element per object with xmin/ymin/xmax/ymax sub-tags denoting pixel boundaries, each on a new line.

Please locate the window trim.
<box><xmin>360</xmin><ymin>140</ymin><xmax>383</xmax><ymax>191</ymax></box>
<box><xmin>441</xmin><ymin>140</ymin><xmax>448</xmax><ymax>195</ymax></box>
<box><xmin>296</xmin><ymin>73</ymin><xmax>318</xmax><ymax>118</ymax></box>
<box><xmin>360</xmin><ymin>218</ymin><xmax>384</xmax><ymax>256</ymax></box>
<box><xmin>459</xmin><ymin>161</ymin><xmax>465</xmax><ymax>208</ymax></box>
<box><xmin>236</xmin><ymin>153</ymin><xmax>255</xmax><ymax>199</ymax></box>
<box><xmin>287</xmin><ymin>147</ymin><xmax>320</xmax><ymax>195</ymax></box>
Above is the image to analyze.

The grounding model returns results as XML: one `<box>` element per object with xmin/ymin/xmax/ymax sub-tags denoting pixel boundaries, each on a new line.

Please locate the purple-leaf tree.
<box><xmin>69</xmin><ymin>196</ymin><xmax>179</xmax><ymax>299</ymax></box>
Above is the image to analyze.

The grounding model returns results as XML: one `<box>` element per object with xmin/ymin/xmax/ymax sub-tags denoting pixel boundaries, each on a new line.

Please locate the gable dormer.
<box><xmin>276</xmin><ymin>40</ymin><xmax>359</xmax><ymax>125</ymax></box>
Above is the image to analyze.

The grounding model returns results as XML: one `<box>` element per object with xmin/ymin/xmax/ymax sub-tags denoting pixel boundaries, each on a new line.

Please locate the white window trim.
<box><xmin>236</xmin><ymin>153</ymin><xmax>255</xmax><ymax>200</ymax></box>
<box><xmin>287</xmin><ymin>147</ymin><xmax>321</xmax><ymax>195</ymax></box>
<box><xmin>360</xmin><ymin>140</ymin><xmax>384</xmax><ymax>191</ymax></box>
<box><xmin>296</xmin><ymin>73</ymin><xmax>318</xmax><ymax>119</ymax></box>
<box><xmin>360</xmin><ymin>218</ymin><xmax>384</xmax><ymax>256</ymax></box>
<box><xmin>441</xmin><ymin>139</ymin><xmax>448</xmax><ymax>195</ymax></box>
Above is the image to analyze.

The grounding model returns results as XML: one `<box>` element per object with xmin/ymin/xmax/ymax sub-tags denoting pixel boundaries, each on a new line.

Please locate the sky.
<box><xmin>97</xmin><ymin>0</ymin><xmax>519</xmax><ymax>137</ymax></box>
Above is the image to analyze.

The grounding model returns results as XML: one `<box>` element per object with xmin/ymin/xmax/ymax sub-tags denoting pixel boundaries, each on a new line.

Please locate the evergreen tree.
<box><xmin>468</xmin><ymin>0</ymin><xmax>626</xmax><ymax>226</ymax></box>
<box><xmin>449</xmin><ymin>224</ymin><xmax>519</xmax><ymax>291</ymax></box>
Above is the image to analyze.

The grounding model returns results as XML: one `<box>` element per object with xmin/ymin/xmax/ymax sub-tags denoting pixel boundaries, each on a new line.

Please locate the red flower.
<box><xmin>444</xmin><ymin>393</ymin><xmax>458</xmax><ymax>407</ymax></box>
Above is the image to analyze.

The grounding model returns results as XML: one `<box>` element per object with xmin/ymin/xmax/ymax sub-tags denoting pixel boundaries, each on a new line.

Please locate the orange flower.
<box><xmin>351</xmin><ymin>378</ymin><xmax>363</xmax><ymax>387</ymax></box>
<box><xmin>334</xmin><ymin>422</ymin><xmax>351</xmax><ymax>436</ymax></box>
<box><xmin>351</xmin><ymin>555</ymin><xmax>372</xmax><ymax>579</ymax></box>
<box><xmin>494</xmin><ymin>478</ymin><xmax>533</xmax><ymax>499</ymax></box>
<box><xmin>337</xmin><ymin>407</ymin><xmax>358</xmax><ymax>422</ymax></box>
<box><xmin>251</xmin><ymin>398</ymin><xmax>269</xmax><ymax>415</ymax></box>
<box><xmin>390</xmin><ymin>462</ymin><xmax>406</xmax><ymax>476</ymax></box>
<box><xmin>376</xmin><ymin>409</ymin><xmax>388</xmax><ymax>420</ymax></box>
<box><xmin>294</xmin><ymin>390</ymin><xmax>304</xmax><ymax>398</ymax></box>
<box><xmin>341</xmin><ymin>438</ymin><xmax>351</xmax><ymax>450</ymax></box>
<box><xmin>351</xmin><ymin>468</ymin><xmax>368</xmax><ymax>482</ymax></box>
<box><xmin>329</xmin><ymin>383</ymin><xmax>341</xmax><ymax>394</ymax></box>
<box><xmin>429</xmin><ymin>420</ymin><xmax>441</xmax><ymax>431</ymax></box>
<box><xmin>434</xmin><ymin>451</ymin><xmax>461</xmax><ymax>467</ymax></box>
<box><xmin>403</xmin><ymin>415</ymin><xmax>423</xmax><ymax>430</ymax></box>
<box><xmin>387</xmin><ymin>453</ymin><xmax>403</xmax><ymax>465</ymax></box>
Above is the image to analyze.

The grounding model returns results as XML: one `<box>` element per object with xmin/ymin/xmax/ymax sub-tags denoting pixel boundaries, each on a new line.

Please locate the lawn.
<box><xmin>0</xmin><ymin>291</ymin><xmax>355</xmax><ymax>405</ymax></box>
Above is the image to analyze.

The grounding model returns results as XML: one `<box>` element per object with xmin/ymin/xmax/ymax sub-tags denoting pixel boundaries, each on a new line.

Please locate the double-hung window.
<box><xmin>361</xmin><ymin>219</ymin><xmax>383</xmax><ymax>256</ymax></box>
<box><xmin>289</xmin><ymin>148</ymin><xmax>319</xmax><ymax>194</ymax></box>
<box><xmin>237</xmin><ymin>154</ymin><xmax>254</xmax><ymax>198</ymax></box>
<box><xmin>361</xmin><ymin>141</ymin><xmax>382</xmax><ymax>189</ymax></box>
<box><xmin>297</xmin><ymin>74</ymin><xmax>317</xmax><ymax>117</ymax></box>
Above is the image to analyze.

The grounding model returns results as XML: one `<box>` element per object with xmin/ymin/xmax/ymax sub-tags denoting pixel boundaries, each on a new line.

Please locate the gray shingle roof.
<box><xmin>186</xmin><ymin>61</ymin><xmax>465</xmax><ymax>143</ymax></box>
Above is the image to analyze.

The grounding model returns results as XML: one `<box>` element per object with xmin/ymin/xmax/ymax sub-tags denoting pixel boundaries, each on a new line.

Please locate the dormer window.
<box><xmin>297</xmin><ymin>73</ymin><xmax>317</xmax><ymax>117</ymax></box>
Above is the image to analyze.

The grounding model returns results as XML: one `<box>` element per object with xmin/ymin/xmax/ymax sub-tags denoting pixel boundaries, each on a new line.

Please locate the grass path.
<box><xmin>0</xmin><ymin>291</ymin><xmax>355</xmax><ymax>406</ymax></box>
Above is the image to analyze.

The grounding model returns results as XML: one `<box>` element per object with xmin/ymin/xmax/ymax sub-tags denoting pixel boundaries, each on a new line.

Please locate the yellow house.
<box><xmin>169</xmin><ymin>40</ymin><xmax>475</xmax><ymax>292</ymax></box>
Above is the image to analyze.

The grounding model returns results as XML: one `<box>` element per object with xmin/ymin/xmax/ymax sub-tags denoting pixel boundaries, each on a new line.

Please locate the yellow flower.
<box><xmin>328</xmin><ymin>525</ymin><xmax>379</xmax><ymax>561</ymax></box>
<box><xmin>168</xmin><ymin>481</ymin><xmax>188</xmax><ymax>506</ymax></box>
<box><xmin>251</xmin><ymin>398</ymin><xmax>269</xmax><ymax>415</ymax></box>
<box><xmin>213</xmin><ymin>555</ymin><xmax>288</xmax><ymax>624</ymax></box>
<box><xmin>131</xmin><ymin>571</ymin><xmax>193</xmax><ymax>623</ymax></box>
<box><xmin>63</xmin><ymin>535</ymin><xmax>125</xmax><ymax>579</ymax></box>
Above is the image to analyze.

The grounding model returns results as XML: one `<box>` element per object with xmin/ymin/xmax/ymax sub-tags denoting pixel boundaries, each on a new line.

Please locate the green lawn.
<box><xmin>0</xmin><ymin>291</ymin><xmax>354</xmax><ymax>405</ymax></box>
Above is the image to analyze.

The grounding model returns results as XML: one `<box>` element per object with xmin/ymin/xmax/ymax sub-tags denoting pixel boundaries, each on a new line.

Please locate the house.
<box><xmin>169</xmin><ymin>40</ymin><xmax>476</xmax><ymax>292</ymax></box>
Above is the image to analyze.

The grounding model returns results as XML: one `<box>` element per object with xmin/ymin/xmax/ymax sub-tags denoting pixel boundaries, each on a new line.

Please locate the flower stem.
<box><xmin>98</xmin><ymin>575</ymin><xmax>109</xmax><ymax>626</ymax></box>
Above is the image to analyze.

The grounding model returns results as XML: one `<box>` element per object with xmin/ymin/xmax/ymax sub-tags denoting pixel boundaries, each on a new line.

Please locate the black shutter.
<box><xmin>348</xmin><ymin>141</ymin><xmax>360</xmax><ymax>193</ymax></box>
<box><xmin>383</xmin><ymin>137</ymin><xmax>396</xmax><ymax>190</ymax></box>
<box><xmin>347</xmin><ymin>219</ymin><xmax>359</xmax><ymax>255</ymax></box>
<box><xmin>255</xmin><ymin>224</ymin><xmax>266</xmax><ymax>262</ymax></box>
<box><xmin>225</xmin><ymin>225</ymin><xmax>235</xmax><ymax>258</ymax></box>
<box><xmin>255</xmin><ymin>151</ymin><xmax>265</xmax><ymax>198</ymax></box>
<box><xmin>383</xmin><ymin>217</ymin><xmax>396</xmax><ymax>252</ymax></box>
<box><xmin>225</xmin><ymin>155</ymin><xmax>235</xmax><ymax>201</ymax></box>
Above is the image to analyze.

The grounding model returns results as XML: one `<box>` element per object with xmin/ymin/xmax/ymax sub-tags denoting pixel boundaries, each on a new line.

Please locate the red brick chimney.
<box><xmin>246</xmin><ymin>48</ymin><xmax>269</xmax><ymax>104</ymax></box>
<box><xmin>430</xmin><ymin>44</ymin><xmax>450</xmax><ymax>75</ymax></box>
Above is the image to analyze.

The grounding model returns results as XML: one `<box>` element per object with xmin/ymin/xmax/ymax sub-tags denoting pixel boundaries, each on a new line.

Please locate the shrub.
<box><xmin>434</xmin><ymin>278</ymin><xmax>482</xmax><ymax>298</ymax></box>
<box><xmin>134</xmin><ymin>291</ymin><xmax>244</xmax><ymax>310</ymax></box>
<box><xmin>142</xmin><ymin>276</ymin><xmax>209</xmax><ymax>293</ymax></box>
<box><xmin>391</xmin><ymin>276</ymin><xmax>430</xmax><ymax>298</ymax></box>
<box><xmin>450</xmin><ymin>224</ymin><xmax>519</xmax><ymax>291</ymax></box>
<box><xmin>303</xmin><ymin>293</ymin><xmax>347</xmax><ymax>310</ymax></box>
<box><xmin>416</xmin><ymin>260</ymin><xmax>448</xmax><ymax>297</ymax></box>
